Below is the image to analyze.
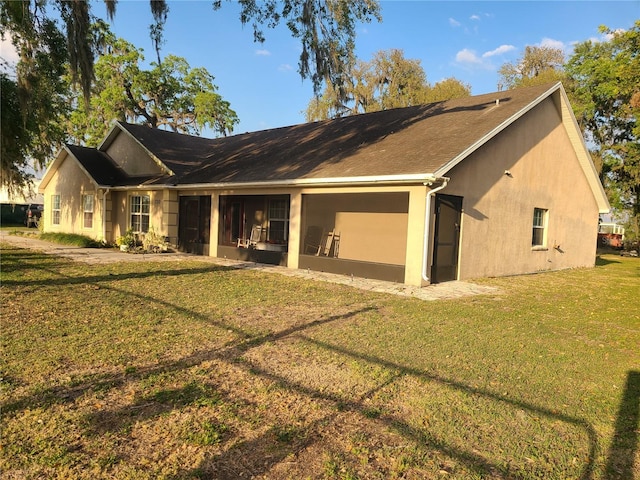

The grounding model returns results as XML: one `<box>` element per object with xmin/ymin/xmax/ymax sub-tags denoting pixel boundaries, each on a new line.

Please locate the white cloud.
<box><xmin>449</xmin><ymin>17</ymin><xmax>461</xmax><ymax>27</ymax></box>
<box><xmin>455</xmin><ymin>44</ymin><xmax>515</xmax><ymax>70</ymax></box>
<box><xmin>255</xmin><ymin>49</ymin><xmax>271</xmax><ymax>56</ymax></box>
<box><xmin>470</xmin><ymin>14</ymin><xmax>481</xmax><ymax>21</ymax></box>
<box><xmin>538</xmin><ymin>37</ymin><xmax>566</xmax><ymax>51</ymax></box>
<box><xmin>278</xmin><ymin>64</ymin><xmax>293</xmax><ymax>72</ymax></box>
<box><xmin>482</xmin><ymin>44</ymin><xmax>516</xmax><ymax>58</ymax></box>
<box><xmin>455</xmin><ymin>49</ymin><xmax>482</xmax><ymax>65</ymax></box>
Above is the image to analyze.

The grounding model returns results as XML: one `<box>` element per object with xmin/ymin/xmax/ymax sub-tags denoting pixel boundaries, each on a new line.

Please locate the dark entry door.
<box><xmin>178</xmin><ymin>196</ymin><xmax>211</xmax><ymax>255</ymax></box>
<box><xmin>431</xmin><ymin>194</ymin><xmax>463</xmax><ymax>283</ymax></box>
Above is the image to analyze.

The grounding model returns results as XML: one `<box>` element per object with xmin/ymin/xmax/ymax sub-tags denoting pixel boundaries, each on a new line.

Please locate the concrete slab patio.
<box><xmin>1</xmin><ymin>232</ymin><xmax>498</xmax><ymax>301</ymax></box>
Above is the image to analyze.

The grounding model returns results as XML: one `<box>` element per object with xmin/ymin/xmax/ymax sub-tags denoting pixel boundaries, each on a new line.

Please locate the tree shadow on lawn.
<box><xmin>2</xmin><ymin>263</ymin><xmax>235</xmax><ymax>288</ymax></box>
<box><xmin>0</xmin><ymin>248</ymin><xmax>62</xmax><ymax>274</ymax></box>
<box><xmin>6</xmin><ymin>284</ymin><xmax>605</xmax><ymax>480</ymax></box>
<box><xmin>3</xmin><ymin>250</ymin><xmax>628</xmax><ymax>479</ymax></box>
<box><xmin>13</xmin><ymin>301</ymin><xmax>604</xmax><ymax>478</ymax></box>
<box><xmin>605</xmin><ymin>370</ymin><xmax>640</xmax><ymax>480</ymax></box>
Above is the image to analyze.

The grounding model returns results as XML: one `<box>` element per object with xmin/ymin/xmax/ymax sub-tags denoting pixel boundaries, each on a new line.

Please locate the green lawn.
<box><xmin>1</xmin><ymin>243</ymin><xmax>638</xmax><ymax>479</ymax></box>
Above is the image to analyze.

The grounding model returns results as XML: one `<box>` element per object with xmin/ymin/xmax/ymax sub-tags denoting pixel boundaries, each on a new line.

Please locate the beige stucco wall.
<box><xmin>104</xmin><ymin>131</ymin><xmax>163</xmax><ymax>176</ymax></box>
<box><xmin>443</xmin><ymin>96</ymin><xmax>600</xmax><ymax>280</ymax></box>
<box><xmin>41</xmin><ymin>153</ymin><xmax>104</xmax><ymax>240</ymax></box>
<box><xmin>110</xmin><ymin>189</ymin><xmax>170</xmax><ymax>242</ymax></box>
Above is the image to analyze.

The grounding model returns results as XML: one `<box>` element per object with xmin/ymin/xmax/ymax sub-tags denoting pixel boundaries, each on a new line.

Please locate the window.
<box><xmin>532</xmin><ymin>208</ymin><xmax>548</xmax><ymax>247</ymax></box>
<box><xmin>51</xmin><ymin>194</ymin><xmax>61</xmax><ymax>225</ymax></box>
<box><xmin>130</xmin><ymin>195</ymin><xmax>150</xmax><ymax>233</ymax></box>
<box><xmin>82</xmin><ymin>194</ymin><xmax>94</xmax><ymax>229</ymax></box>
<box><xmin>268</xmin><ymin>198</ymin><xmax>289</xmax><ymax>243</ymax></box>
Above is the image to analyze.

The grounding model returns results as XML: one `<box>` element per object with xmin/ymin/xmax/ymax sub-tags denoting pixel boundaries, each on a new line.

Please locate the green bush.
<box><xmin>39</xmin><ymin>232</ymin><xmax>102</xmax><ymax>247</ymax></box>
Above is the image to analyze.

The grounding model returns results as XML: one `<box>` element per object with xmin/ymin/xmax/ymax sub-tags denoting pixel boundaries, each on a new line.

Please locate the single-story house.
<box><xmin>38</xmin><ymin>82</ymin><xmax>609</xmax><ymax>285</ymax></box>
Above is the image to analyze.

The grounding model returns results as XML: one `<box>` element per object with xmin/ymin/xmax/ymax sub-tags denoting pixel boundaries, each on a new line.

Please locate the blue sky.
<box><xmin>3</xmin><ymin>1</ymin><xmax>640</xmax><ymax>137</ymax></box>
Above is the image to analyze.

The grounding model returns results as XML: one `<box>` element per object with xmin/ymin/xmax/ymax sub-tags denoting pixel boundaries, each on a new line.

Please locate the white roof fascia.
<box><xmin>107</xmin><ymin>173</ymin><xmax>439</xmax><ymax>191</ymax></box>
<box><xmin>434</xmin><ymin>82</ymin><xmax>563</xmax><ymax>178</ymax></box>
<box><xmin>98</xmin><ymin>121</ymin><xmax>175</xmax><ymax>177</ymax></box>
<box><xmin>96</xmin><ymin>120</ymin><xmax>121</xmax><ymax>151</ymax></box>
<box><xmin>556</xmin><ymin>86</ymin><xmax>610</xmax><ymax>214</ymax></box>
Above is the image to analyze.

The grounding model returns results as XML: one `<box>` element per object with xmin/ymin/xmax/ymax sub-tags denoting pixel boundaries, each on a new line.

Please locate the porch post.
<box><xmin>404</xmin><ymin>185</ymin><xmax>429</xmax><ymax>286</ymax></box>
<box><xmin>287</xmin><ymin>190</ymin><xmax>302</xmax><ymax>269</ymax></box>
<box><xmin>163</xmin><ymin>189</ymin><xmax>179</xmax><ymax>247</ymax></box>
<box><xmin>209</xmin><ymin>192</ymin><xmax>219</xmax><ymax>257</ymax></box>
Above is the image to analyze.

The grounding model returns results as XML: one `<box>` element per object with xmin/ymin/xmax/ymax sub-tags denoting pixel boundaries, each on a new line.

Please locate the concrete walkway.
<box><xmin>1</xmin><ymin>232</ymin><xmax>498</xmax><ymax>301</ymax></box>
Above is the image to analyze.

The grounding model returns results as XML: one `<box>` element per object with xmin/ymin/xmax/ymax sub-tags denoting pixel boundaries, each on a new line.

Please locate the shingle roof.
<box><xmin>65</xmin><ymin>145</ymin><xmax>127</xmax><ymax>185</ymax></box>
<box><xmin>114</xmin><ymin>83</ymin><xmax>558</xmax><ymax>186</ymax></box>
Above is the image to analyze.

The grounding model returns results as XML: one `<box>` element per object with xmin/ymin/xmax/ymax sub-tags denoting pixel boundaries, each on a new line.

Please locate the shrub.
<box><xmin>39</xmin><ymin>232</ymin><xmax>102</xmax><ymax>247</ymax></box>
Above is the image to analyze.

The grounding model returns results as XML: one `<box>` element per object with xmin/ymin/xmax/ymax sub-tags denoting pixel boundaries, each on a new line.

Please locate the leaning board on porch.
<box><xmin>317</xmin><ymin>231</ymin><xmax>340</xmax><ymax>257</ymax></box>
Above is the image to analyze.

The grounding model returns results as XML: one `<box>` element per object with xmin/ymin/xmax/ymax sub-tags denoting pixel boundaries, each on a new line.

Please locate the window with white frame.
<box><xmin>532</xmin><ymin>208</ymin><xmax>548</xmax><ymax>247</ymax></box>
<box><xmin>130</xmin><ymin>195</ymin><xmax>150</xmax><ymax>233</ymax></box>
<box><xmin>83</xmin><ymin>194</ymin><xmax>94</xmax><ymax>229</ymax></box>
<box><xmin>268</xmin><ymin>198</ymin><xmax>289</xmax><ymax>243</ymax></box>
<box><xmin>51</xmin><ymin>194</ymin><xmax>61</xmax><ymax>225</ymax></box>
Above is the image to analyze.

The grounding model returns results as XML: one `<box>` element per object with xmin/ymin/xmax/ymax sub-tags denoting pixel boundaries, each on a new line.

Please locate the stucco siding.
<box><xmin>41</xmin><ymin>154</ymin><xmax>103</xmax><ymax>239</ymax></box>
<box><xmin>104</xmin><ymin>132</ymin><xmax>163</xmax><ymax>176</ymax></box>
<box><xmin>110</xmin><ymin>190</ymin><xmax>169</xmax><ymax>243</ymax></box>
<box><xmin>444</xmin><ymin>97</ymin><xmax>599</xmax><ymax>280</ymax></box>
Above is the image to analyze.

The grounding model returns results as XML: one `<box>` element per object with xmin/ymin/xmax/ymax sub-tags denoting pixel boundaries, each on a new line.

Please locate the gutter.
<box><xmin>106</xmin><ymin>173</ymin><xmax>440</xmax><ymax>191</ymax></box>
<box><xmin>421</xmin><ymin>177</ymin><xmax>450</xmax><ymax>284</ymax></box>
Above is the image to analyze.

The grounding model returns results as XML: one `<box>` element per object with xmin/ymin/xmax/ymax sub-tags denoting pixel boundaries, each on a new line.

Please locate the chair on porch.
<box><xmin>237</xmin><ymin>225</ymin><xmax>262</xmax><ymax>248</ymax></box>
<box><xmin>303</xmin><ymin>226</ymin><xmax>324</xmax><ymax>254</ymax></box>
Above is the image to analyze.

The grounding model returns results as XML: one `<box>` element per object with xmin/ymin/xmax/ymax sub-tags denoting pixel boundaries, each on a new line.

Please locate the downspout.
<box><xmin>421</xmin><ymin>178</ymin><xmax>450</xmax><ymax>283</ymax></box>
<box><xmin>102</xmin><ymin>188</ymin><xmax>110</xmax><ymax>242</ymax></box>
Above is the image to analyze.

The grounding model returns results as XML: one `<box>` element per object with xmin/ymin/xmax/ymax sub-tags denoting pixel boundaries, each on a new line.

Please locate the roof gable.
<box><xmin>99</xmin><ymin>123</ymin><xmax>174</xmax><ymax>177</ymax></box>
<box><xmin>38</xmin><ymin>146</ymin><xmax>100</xmax><ymax>192</ymax></box>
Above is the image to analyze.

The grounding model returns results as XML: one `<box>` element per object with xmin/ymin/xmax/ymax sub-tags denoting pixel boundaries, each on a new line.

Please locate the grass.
<box><xmin>1</xmin><ymin>243</ymin><xmax>638</xmax><ymax>479</ymax></box>
<box><xmin>1</xmin><ymin>228</ymin><xmax>104</xmax><ymax>247</ymax></box>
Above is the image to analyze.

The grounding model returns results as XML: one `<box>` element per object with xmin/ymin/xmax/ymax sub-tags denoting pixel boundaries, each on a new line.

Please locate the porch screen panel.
<box><xmin>301</xmin><ymin>192</ymin><xmax>409</xmax><ymax>265</ymax></box>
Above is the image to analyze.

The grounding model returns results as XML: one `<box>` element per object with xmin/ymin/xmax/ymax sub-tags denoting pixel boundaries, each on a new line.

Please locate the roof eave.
<box><xmin>107</xmin><ymin>173</ymin><xmax>439</xmax><ymax>191</ymax></box>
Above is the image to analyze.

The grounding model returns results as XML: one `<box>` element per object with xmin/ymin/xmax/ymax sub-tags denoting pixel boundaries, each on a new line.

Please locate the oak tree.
<box><xmin>0</xmin><ymin>2</ymin><xmax>69</xmax><ymax>194</ymax></box>
<box><xmin>306</xmin><ymin>49</ymin><xmax>470</xmax><ymax>121</ymax></box>
<box><xmin>67</xmin><ymin>29</ymin><xmax>238</xmax><ymax>145</ymax></box>
<box><xmin>566</xmin><ymin>22</ymin><xmax>640</xmax><ymax>241</ymax></box>
<box><xmin>498</xmin><ymin>45</ymin><xmax>566</xmax><ymax>89</ymax></box>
